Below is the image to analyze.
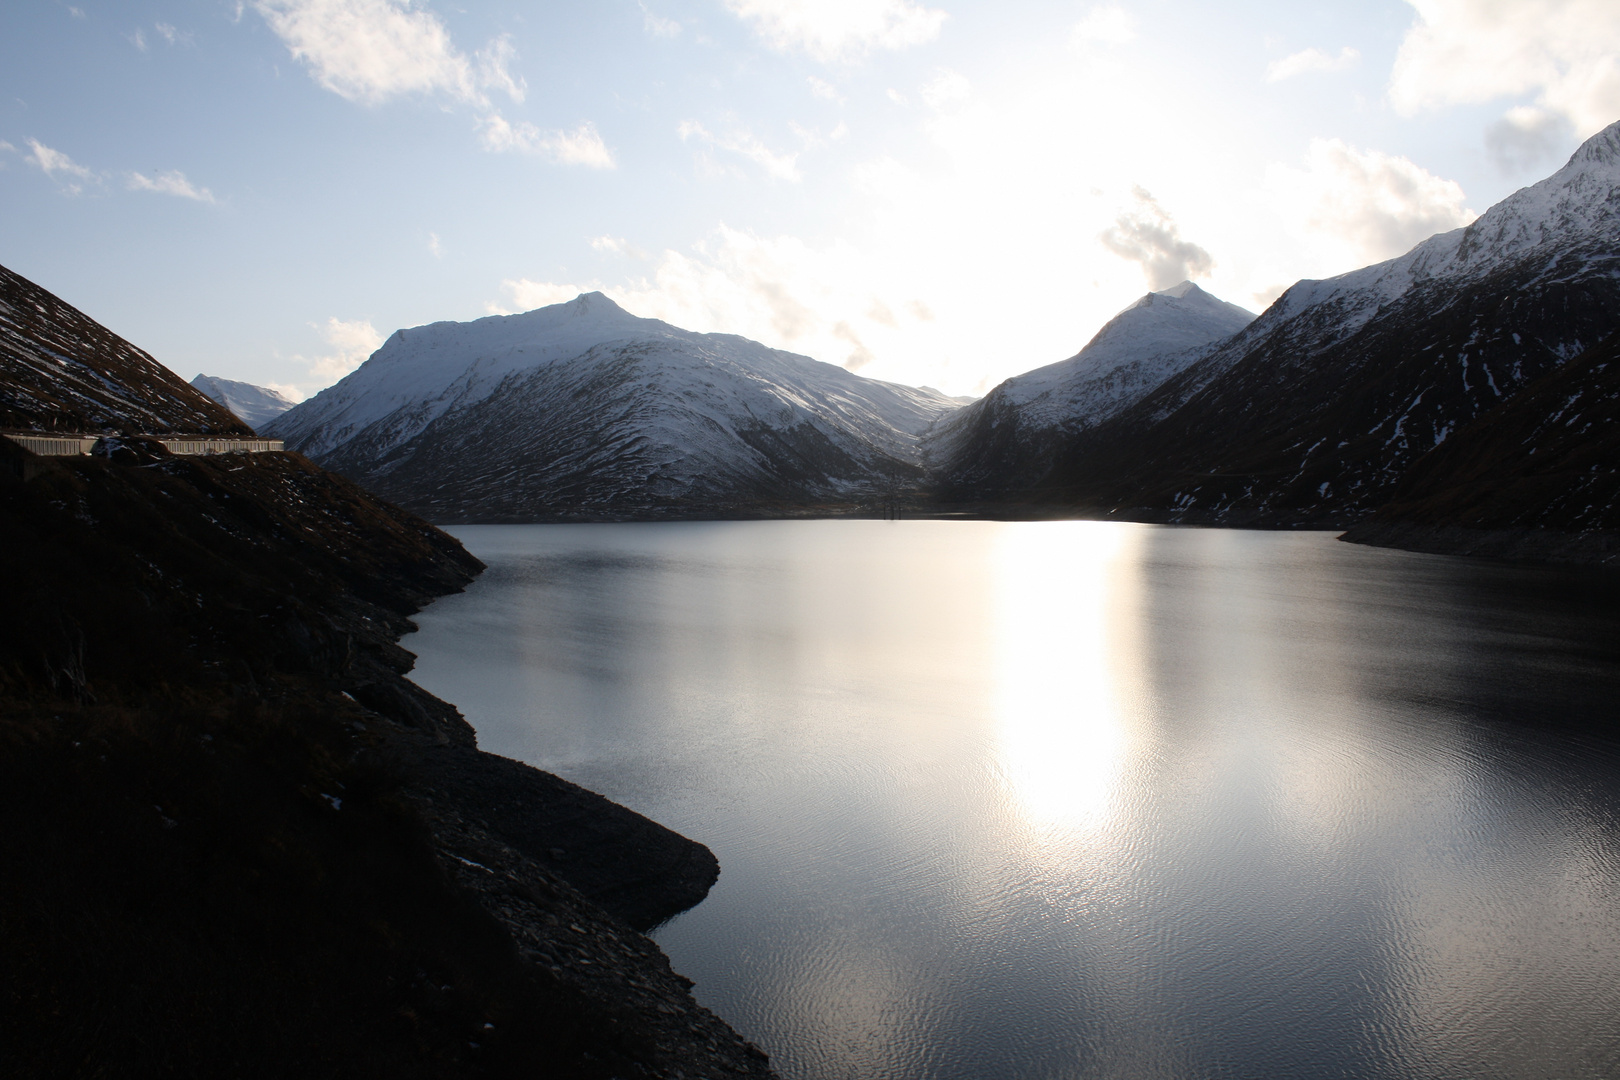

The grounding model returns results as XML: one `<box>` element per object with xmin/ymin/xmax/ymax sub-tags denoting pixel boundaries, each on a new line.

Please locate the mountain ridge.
<box><xmin>950</xmin><ymin>119</ymin><xmax>1620</xmax><ymax>527</ymax></box>
<box><xmin>269</xmin><ymin>293</ymin><xmax>968</xmax><ymax>522</ymax></box>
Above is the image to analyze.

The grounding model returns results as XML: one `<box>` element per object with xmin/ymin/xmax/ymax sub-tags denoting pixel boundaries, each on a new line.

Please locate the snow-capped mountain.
<box><xmin>949</xmin><ymin>119</ymin><xmax>1620</xmax><ymax>525</ymax></box>
<box><xmin>267</xmin><ymin>293</ymin><xmax>970</xmax><ymax>521</ymax></box>
<box><xmin>191</xmin><ymin>375</ymin><xmax>297</xmax><ymax>431</ymax></box>
<box><xmin>928</xmin><ymin>281</ymin><xmax>1254</xmax><ymax>493</ymax></box>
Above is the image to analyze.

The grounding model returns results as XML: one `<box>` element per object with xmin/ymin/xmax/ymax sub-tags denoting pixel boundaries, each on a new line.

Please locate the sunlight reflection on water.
<box><xmin>406</xmin><ymin>520</ymin><xmax>1620</xmax><ymax>1080</ymax></box>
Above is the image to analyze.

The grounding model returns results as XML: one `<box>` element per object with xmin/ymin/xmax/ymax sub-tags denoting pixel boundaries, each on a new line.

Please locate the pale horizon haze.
<box><xmin>3</xmin><ymin>0</ymin><xmax>1618</xmax><ymax>401</ymax></box>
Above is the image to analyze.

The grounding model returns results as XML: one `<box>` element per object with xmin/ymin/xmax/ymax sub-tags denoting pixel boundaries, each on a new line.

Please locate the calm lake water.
<box><xmin>405</xmin><ymin>521</ymin><xmax>1620</xmax><ymax>1080</ymax></box>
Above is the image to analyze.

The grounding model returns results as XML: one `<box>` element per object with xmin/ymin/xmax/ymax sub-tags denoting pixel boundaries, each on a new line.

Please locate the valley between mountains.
<box><xmin>5</xmin><ymin>108</ymin><xmax>1620</xmax><ymax>1080</ymax></box>
<box><xmin>262</xmin><ymin>121</ymin><xmax>1620</xmax><ymax>564</ymax></box>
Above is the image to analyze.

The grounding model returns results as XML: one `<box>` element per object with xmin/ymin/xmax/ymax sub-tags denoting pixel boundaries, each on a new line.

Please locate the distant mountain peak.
<box><xmin>562</xmin><ymin>291</ymin><xmax>627</xmax><ymax>316</ymax></box>
<box><xmin>1155</xmin><ymin>280</ymin><xmax>1202</xmax><ymax>299</ymax></box>
<box><xmin>191</xmin><ymin>374</ymin><xmax>297</xmax><ymax>431</ymax></box>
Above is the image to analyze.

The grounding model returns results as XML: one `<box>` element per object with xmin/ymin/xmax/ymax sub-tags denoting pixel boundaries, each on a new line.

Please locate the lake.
<box><xmin>405</xmin><ymin>520</ymin><xmax>1620</xmax><ymax>1080</ymax></box>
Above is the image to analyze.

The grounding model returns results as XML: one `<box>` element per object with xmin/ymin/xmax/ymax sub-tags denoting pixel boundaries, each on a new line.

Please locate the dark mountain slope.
<box><xmin>952</xmin><ymin>120</ymin><xmax>1620</xmax><ymax>527</ymax></box>
<box><xmin>0</xmin><ymin>272</ymin><xmax>776</xmax><ymax>1076</ymax></box>
<box><xmin>1342</xmin><ymin>332</ymin><xmax>1620</xmax><ymax>565</ymax></box>
<box><xmin>0</xmin><ymin>262</ymin><xmax>250</xmax><ymax>435</ymax></box>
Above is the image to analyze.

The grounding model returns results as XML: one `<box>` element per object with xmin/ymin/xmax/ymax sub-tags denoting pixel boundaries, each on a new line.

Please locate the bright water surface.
<box><xmin>405</xmin><ymin>521</ymin><xmax>1620</xmax><ymax>1080</ymax></box>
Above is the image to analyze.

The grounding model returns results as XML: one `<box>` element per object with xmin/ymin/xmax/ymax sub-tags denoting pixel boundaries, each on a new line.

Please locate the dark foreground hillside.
<box><xmin>1343</xmin><ymin>333</ymin><xmax>1620</xmax><ymax>567</ymax></box>
<box><xmin>0</xmin><ymin>263</ymin><xmax>250</xmax><ymax>436</ymax></box>
<box><xmin>0</xmin><ymin>437</ymin><xmax>773</xmax><ymax>1078</ymax></box>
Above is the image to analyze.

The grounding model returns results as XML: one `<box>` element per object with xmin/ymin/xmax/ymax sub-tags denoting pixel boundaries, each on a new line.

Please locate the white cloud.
<box><xmin>640</xmin><ymin>2</ymin><xmax>681</xmax><ymax>38</ymax></box>
<box><xmin>1070</xmin><ymin>5</ymin><xmax>1135</xmax><ymax>49</ymax></box>
<box><xmin>493</xmin><ymin>227</ymin><xmax>957</xmax><ymax>378</ymax></box>
<box><xmin>807</xmin><ymin>75</ymin><xmax>842</xmax><ymax>101</ymax></box>
<box><xmin>252</xmin><ymin>0</ymin><xmax>524</xmax><ymax>107</ymax></box>
<box><xmin>1389</xmin><ymin>0</ymin><xmax>1620</xmax><ymax>137</ymax></box>
<box><xmin>919</xmin><ymin>68</ymin><xmax>971</xmax><ymax>110</ymax></box>
<box><xmin>130</xmin><ymin>28</ymin><xmax>148</xmax><ymax>51</ymax></box>
<box><xmin>478</xmin><ymin>116</ymin><xmax>616</xmax><ymax>168</ymax></box>
<box><xmin>299</xmin><ymin>316</ymin><xmax>383</xmax><ymax>383</ymax></box>
<box><xmin>678</xmin><ymin>120</ymin><xmax>801</xmax><ymax>181</ymax></box>
<box><xmin>592</xmin><ymin>235</ymin><xmax>650</xmax><ymax>259</ymax></box>
<box><xmin>1266</xmin><ymin>138</ymin><xmax>1476</xmax><ymax>269</ymax></box>
<box><xmin>722</xmin><ymin>0</ymin><xmax>946</xmax><ymax>63</ymax></box>
<box><xmin>491</xmin><ymin>279</ymin><xmax>589</xmax><ymax>314</ymax></box>
<box><xmin>1485</xmin><ymin>105</ymin><xmax>1575</xmax><ymax>172</ymax></box>
<box><xmin>25</xmin><ymin>139</ymin><xmax>93</xmax><ymax>193</ymax></box>
<box><xmin>154</xmin><ymin>22</ymin><xmax>195</xmax><ymax>46</ymax></box>
<box><xmin>1099</xmin><ymin>187</ymin><xmax>1214</xmax><ymax>290</ymax></box>
<box><xmin>428</xmin><ymin>231</ymin><xmax>442</xmax><ymax>257</ymax></box>
<box><xmin>1266</xmin><ymin>46</ymin><xmax>1359</xmax><ymax>82</ymax></box>
<box><xmin>127</xmin><ymin>169</ymin><xmax>216</xmax><ymax>202</ymax></box>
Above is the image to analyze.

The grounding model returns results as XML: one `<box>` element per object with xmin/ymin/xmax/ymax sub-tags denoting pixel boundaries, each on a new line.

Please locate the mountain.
<box><xmin>1342</xmin><ymin>331</ymin><xmax>1620</xmax><ymax>565</ymax></box>
<box><xmin>927</xmin><ymin>281</ymin><xmax>1255</xmax><ymax>495</ymax></box>
<box><xmin>268</xmin><ymin>292</ymin><xmax>968</xmax><ymax>522</ymax></box>
<box><xmin>1</xmin><ymin>270</ymin><xmax>776</xmax><ymax>1076</ymax></box>
<box><xmin>946</xmin><ymin>120</ymin><xmax>1620</xmax><ymax>526</ymax></box>
<box><xmin>0</xmin><ymin>262</ymin><xmax>249</xmax><ymax>436</ymax></box>
<box><xmin>191</xmin><ymin>374</ymin><xmax>297</xmax><ymax>430</ymax></box>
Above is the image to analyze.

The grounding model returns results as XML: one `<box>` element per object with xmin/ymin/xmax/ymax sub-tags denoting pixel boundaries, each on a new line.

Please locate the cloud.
<box><xmin>127</xmin><ymin>169</ymin><xmax>216</xmax><ymax>202</ymax></box>
<box><xmin>490</xmin><ymin>226</ymin><xmax>941</xmax><ymax>375</ymax></box>
<box><xmin>154</xmin><ymin>22</ymin><xmax>195</xmax><ymax>46</ymax></box>
<box><xmin>919</xmin><ymin>68</ymin><xmax>971</xmax><ymax>110</ymax></box>
<box><xmin>678</xmin><ymin>120</ymin><xmax>800</xmax><ymax>180</ymax></box>
<box><xmin>130</xmin><ymin>27</ymin><xmax>148</xmax><ymax>51</ymax></box>
<box><xmin>25</xmin><ymin>139</ymin><xmax>94</xmax><ymax>193</ymax></box>
<box><xmin>1266</xmin><ymin>46</ymin><xmax>1359</xmax><ymax>82</ymax></box>
<box><xmin>299</xmin><ymin>316</ymin><xmax>383</xmax><ymax>383</ymax></box>
<box><xmin>491</xmin><ymin>279</ymin><xmax>589</xmax><ymax>313</ymax></box>
<box><xmin>1070</xmin><ymin>5</ymin><xmax>1135</xmax><ymax>49</ymax></box>
<box><xmin>252</xmin><ymin>0</ymin><xmax>524</xmax><ymax>107</ymax></box>
<box><xmin>807</xmin><ymin>75</ymin><xmax>842</xmax><ymax>101</ymax></box>
<box><xmin>640</xmin><ymin>2</ymin><xmax>680</xmax><ymax>38</ymax></box>
<box><xmin>833</xmin><ymin>321</ymin><xmax>874</xmax><ymax>371</ymax></box>
<box><xmin>478</xmin><ymin>116</ymin><xmax>616</xmax><ymax>168</ymax></box>
<box><xmin>1485</xmin><ymin>105</ymin><xmax>1576</xmax><ymax>172</ymax></box>
<box><xmin>1389</xmin><ymin>0</ymin><xmax>1620</xmax><ymax>137</ymax></box>
<box><xmin>722</xmin><ymin>0</ymin><xmax>946</xmax><ymax>63</ymax></box>
<box><xmin>1099</xmin><ymin>187</ymin><xmax>1215</xmax><ymax>290</ymax></box>
<box><xmin>592</xmin><ymin>235</ymin><xmax>649</xmax><ymax>260</ymax></box>
<box><xmin>428</xmin><ymin>231</ymin><xmax>442</xmax><ymax>257</ymax></box>
<box><xmin>1266</xmin><ymin>138</ymin><xmax>1476</xmax><ymax>267</ymax></box>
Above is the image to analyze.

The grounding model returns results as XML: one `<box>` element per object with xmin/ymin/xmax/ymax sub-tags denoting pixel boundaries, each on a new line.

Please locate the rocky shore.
<box><xmin>0</xmin><ymin>435</ymin><xmax>774</xmax><ymax>1078</ymax></box>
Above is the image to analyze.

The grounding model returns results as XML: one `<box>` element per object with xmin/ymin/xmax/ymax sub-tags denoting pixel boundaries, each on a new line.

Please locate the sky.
<box><xmin>3</xmin><ymin>1</ymin><xmax>1619</xmax><ymax>401</ymax></box>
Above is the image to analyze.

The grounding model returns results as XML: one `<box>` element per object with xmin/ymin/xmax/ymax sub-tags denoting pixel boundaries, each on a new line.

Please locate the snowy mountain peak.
<box><xmin>191</xmin><ymin>374</ymin><xmax>297</xmax><ymax>430</ymax></box>
<box><xmin>566</xmin><ymin>291</ymin><xmax>626</xmax><ymax>315</ymax></box>
<box><xmin>1568</xmin><ymin>118</ymin><xmax>1620</xmax><ymax>169</ymax></box>
<box><xmin>267</xmin><ymin>294</ymin><xmax>970</xmax><ymax>517</ymax></box>
<box><xmin>984</xmin><ymin>283</ymin><xmax>1254</xmax><ymax>425</ymax></box>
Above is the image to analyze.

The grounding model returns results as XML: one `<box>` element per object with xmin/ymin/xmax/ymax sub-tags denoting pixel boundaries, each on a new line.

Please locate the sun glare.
<box><xmin>991</xmin><ymin>521</ymin><xmax>1146</xmax><ymax>845</ymax></box>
